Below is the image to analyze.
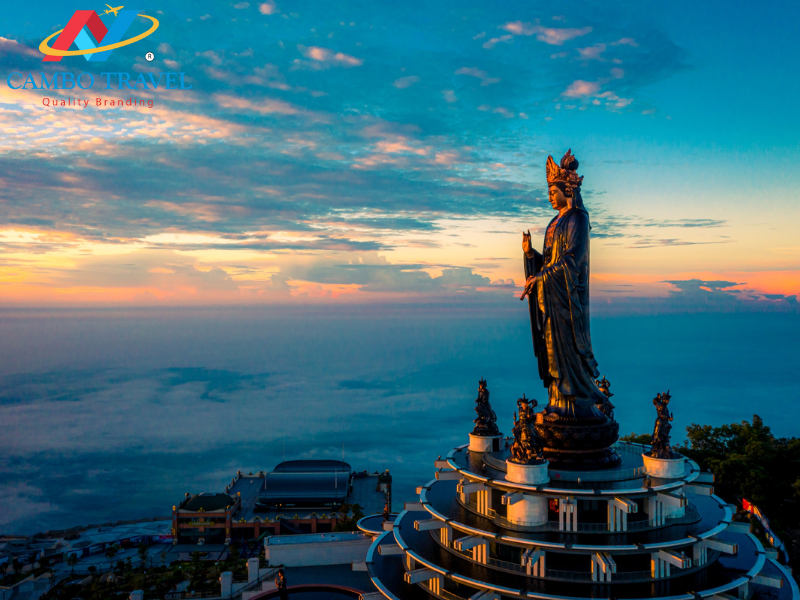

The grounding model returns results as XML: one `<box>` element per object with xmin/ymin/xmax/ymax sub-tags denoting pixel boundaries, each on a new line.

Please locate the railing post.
<box><xmin>473</xmin><ymin>543</ymin><xmax>487</xmax><ymax>564</ymax></box>
<box><xmin>247</xmin><ymin>557</ymin><xmax>259</xmax><ymax>583</ymax></box>
<box><xmin>559</xmin><ymin>498</ymin><xmax>575</xmax><ymax>531</ymax></box>
<box><xmin>440</xmin><ymin>524</ymin><xmax>452</xmax><ymax>547</ymax></box>
<box><xmin>522</xmin><ymin>548</ymin><xmax>545</xmax><ymax>576</ymax></box>
<box><xmin>220</xmin><ymin>571</ymin><xmax>232</xmax><ymax>597</ymax></box>
<box><xmin>567</xmin><ymin>498</ymin><xmax>577</xmax><ymax>531</ymax></box>
<box><xmin>738</xmin><ymin>581</ymin><xmax>751</xmax><ymax>599</ymax></box>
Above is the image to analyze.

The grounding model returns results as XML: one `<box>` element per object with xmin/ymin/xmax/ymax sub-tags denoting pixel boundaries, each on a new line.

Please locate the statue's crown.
<box><xmin>546</xmin><ymin>149</ymin><xmax>584</xmax><ymax>194</ymax></box>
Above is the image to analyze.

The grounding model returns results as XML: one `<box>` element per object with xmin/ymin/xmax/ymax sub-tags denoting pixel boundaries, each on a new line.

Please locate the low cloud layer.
<box><xmin>2</xmin><ymin>307</ymin><xmax>799</xmax><ymax>533</ymax></box>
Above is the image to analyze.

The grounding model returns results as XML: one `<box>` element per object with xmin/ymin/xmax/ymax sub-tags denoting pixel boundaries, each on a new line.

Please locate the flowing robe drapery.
<box><xmin>524</xmin><ymin>207</ymin><xmax>606</xmax><ymax>417</ymax></box>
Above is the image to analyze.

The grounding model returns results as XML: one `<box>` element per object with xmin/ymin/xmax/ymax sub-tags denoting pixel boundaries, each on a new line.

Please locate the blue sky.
<box><xmin>0</xmin><ymin>0</ymin><xmax>797</xmax><ymax>308</ymax></box>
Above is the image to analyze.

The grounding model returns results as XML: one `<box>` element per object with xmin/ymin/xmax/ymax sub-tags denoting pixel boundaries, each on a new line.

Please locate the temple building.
<box><xmin>172</xmin><ymin>460</ymin><xmax>391</xmax><ymax>545</ymax></box>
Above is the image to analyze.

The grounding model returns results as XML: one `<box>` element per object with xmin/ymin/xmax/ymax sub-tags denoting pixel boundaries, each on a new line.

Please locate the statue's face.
<box><xmin>548</xmin><ymin>185</ymin><xmax>569</xmax><ymax>210</ymax></box>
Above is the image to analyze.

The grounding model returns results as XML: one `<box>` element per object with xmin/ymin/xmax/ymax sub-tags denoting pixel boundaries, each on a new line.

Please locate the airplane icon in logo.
<box><xmin>102</xmin><ymin>4</ymin><xmax>124</xmax><ymax>17</ymax></box>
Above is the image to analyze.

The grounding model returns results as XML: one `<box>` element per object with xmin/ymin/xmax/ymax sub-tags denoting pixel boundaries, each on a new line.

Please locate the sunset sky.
<box><xmin>1</xmin><ymin>0</ymin><xmax>798</xmax><ymax>310</ymax></box>
<box><xmin>3</xmin><ymin>1</ymin><xmax>800</xmax><ymax>534</ymax></box>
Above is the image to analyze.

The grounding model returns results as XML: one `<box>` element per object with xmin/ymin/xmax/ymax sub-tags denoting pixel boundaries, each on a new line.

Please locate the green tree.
<box><xmin>105</xmin><ymin>544</ymin><xmax>119</xmax><ymax>560</ymax></box>
<box><xmin>66</xmin><ymin>554</ymin><xmax>78</xmax><ymax>575</ymax></box>
<box><xmin>681</xmin><ymin>415</ymin><xmax>800</xmax><ymax>529</ymax></box>
<box><xmin>333</xmin><ymin>503</ymin><xmax>364</xmax><ymax>531</ymax></box>
<box><xmin>628</xmin><ymin>414</ymin><xmax>800</xmax><ymax>539</ymax></box>
<box><xmin>137</xmin><ymin>543</ymin><xmax>149</xmax><ymax>568</ymax></box>
<box><xmin>620</xmin><ymin>432</ymin><xmax>652</xmax><ymax>446</ymax></box>
<box><xmin>190</xmin><ymin>551</ymin><xmax>203</xmax><ymax>575</ymax></box>
<box><xmin>188</xmin><ymin>551</ymin><xmax>207</xmax><ymax>591</ymax></box>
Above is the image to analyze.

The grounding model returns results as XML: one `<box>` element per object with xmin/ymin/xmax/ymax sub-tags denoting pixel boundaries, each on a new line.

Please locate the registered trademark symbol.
<box><xmin>145</xmin><ymin>52</ymin><xmax>155</xmax><ymax>62</ymax></box>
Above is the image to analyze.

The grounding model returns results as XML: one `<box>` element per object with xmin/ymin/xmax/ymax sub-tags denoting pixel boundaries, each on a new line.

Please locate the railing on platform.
<box><xmin>544</xmin><ymin>568</ymin><xmax>593</xmax><ymax>581</ymax></box>
<box><xmin>434</xmin><ymin>526</ymin><xmax>717</xmax><ymax>585</ymax></box>
<box><xmin>228</xmin><ymin>565</ymin><xmax>283</xmax><ymax>600</ymax></box>
<box><xmin>482</xmin><ymin>452</ymin><xmax>647</xmax><ymax>482</ymax></box>
<box><xmin>461</xmin><ymin>545</ymin><xmax>703</xmax><ymax>584</ymax></box>
<box><xmin>485</xmin><ymin>555</ymin><xmax>526</xmax><ymax>575</ymax></box>
<box><xmin>437</xmin><ymin>588</ymin><xmax>467</xmax><ymax>600</ymax></box>
<box><xmin>162</xmin><ymin>589</ymin><xmax>219</xmax><ymax>599</ymax></box>
<box><xmin>481</xmin><ymin>453</ymin><xmax>509</xmax><ymax>472</ymax></box>
<box><xmin>462</xmin><ymin>497</ymin><xmax>700</xmax><ymax>533</ymax></box>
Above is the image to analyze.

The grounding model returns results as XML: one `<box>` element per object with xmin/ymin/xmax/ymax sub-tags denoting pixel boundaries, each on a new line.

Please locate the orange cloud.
<box><xmin>296</xmin><ymin>45</ymin><xmax>363</xmax><ymax>68</ymax></box>
<box><xmin>562</xmin><ymin>80</ymin><xmax>601</xmax><ymax>98</ymax></box>
<box><xmin>501</xmin><ymin>21</ymin><xmax>592</xmax><ymax>45</ymax></box>
<box><xmin>213</xmin><ymin>94</ymin><xmax>302</xmax><ymax>115</ymax></box>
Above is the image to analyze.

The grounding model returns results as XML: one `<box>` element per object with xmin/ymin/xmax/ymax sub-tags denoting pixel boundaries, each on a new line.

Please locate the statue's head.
<box><xmin>478</xmin><ymin>378</ymin><xmax>487</xmax><ymax>391</ymax></box>
<box><xmin>548</xmin><ymin>183</ymin><xmax>570</xmax><ymax>210</ymax></box>
<box><xmin>546</xmin><ymin>149</ymin><xmax>584</xmax><ymax>211</ymax></box>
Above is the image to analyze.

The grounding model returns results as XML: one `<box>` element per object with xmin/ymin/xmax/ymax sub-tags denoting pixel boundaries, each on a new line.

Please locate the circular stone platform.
<box><xmin>366</xmin><ymin>435</ymin><xmax>796</xmax><ymax>600</ymax></box>
<box><xmin>506</xmin><ymin>459</ymin><xmax>549</xmax><ymax>484</ymax></box>
<box><xmin>357</xmin><ymin>513</ymin><xmax>397</xmax><ymax>536</ymax></box>
<box><xmin>642</xmin><ymin>452</ymin><xmax>685</xmax><ymax>478</ymax></box>
<box><xmin>468</xmin><ymin>433</ymin><xmax>502</xmax><ymax>453</ymax></box>
<box><xmin>484</xmin><ymin>440</ymin><xmax>681</xmax><ymax>483</ymax></box>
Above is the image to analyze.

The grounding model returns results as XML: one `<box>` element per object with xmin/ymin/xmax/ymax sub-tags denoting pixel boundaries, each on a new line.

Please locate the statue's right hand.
<box><xmin>522</xmin><ymin>230</ymin><xmax>532</xmax><ymax>255</ymax></box>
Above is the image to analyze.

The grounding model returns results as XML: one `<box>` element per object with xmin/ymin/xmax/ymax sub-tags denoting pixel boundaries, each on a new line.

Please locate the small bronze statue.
<box><xmin>382</xmin><ymin>501</ymin><xmax>391</xmax><ymax>522</ymax></box>
<box><xmin>275</xmin><ymin>570</ymin><xmax>287</xmax><ymax>597</ymax></box>
<box><xmin>650</xmin><ymin>391</ymin><xmax>678</xmax><ymax>458</ymax></box>
<box><xmin>509</xmin><ymin>395</ymin><xmax>544</xmax><ymax>464</ymax></box>
<box><xmin>594</xmin><ymin>376</ymin><xmax>615</xmax><ymax>420</ymax></box>
<box><xmin>472</xmin><ymin>378</ymin><xmax>500</xmax><ymax>436</ymax></box>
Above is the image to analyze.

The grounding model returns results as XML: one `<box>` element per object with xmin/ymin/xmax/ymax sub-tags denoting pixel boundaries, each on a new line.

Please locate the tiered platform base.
<box><xmin>365</xmin><ymin>441</ymin><xmax>798</xmax><ymax>600</ymax></box>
